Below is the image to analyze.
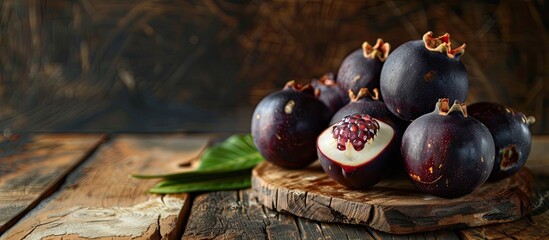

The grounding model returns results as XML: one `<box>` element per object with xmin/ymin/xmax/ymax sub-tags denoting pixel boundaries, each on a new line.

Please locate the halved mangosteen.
<box><xmin>317</xmin><ymin>114</ymin><xmax>395</xmax><ymax>189</ymax></box>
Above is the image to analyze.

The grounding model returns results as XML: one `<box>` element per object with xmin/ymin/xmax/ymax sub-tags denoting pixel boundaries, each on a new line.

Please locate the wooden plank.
<box><xmin>182</xmin><ymin>189</ymin><xmax>459</xmax><ymax>240</ymax></box>
<box><xmin>366</xmin><ymin>229</ymin><xmax>461</xmax><ymax>240</ymax></box>
<box><xmin>295</xmin><ymin>217</ymin><xmax>378</xmax><ymax>240</ymax></box>
<box><xmin>317</xmin><ymin>221</ymin><xmax>375</xmax><ymax>240</ymax></box>
<box><xmin>459</xmin><ymin>174</ymin><xmax>549</xmax><ymax>239</ymax></box>
<box><xmin>1</xmin><ymin>134</ymin><xmax>210</xmax><ymax>239</ymax></box>
<box><xmin>459</xmin><ymin>137</ymin><xmax>549</xmax><ymax>239</ymax></box>
<box><xmin>251</xmin><ymin>136</ymin><xmax>549</xmax><ymax>236</ymax></box>
<box><xmin>183</xmin><ymin>189</ymin><xmax>301</xmax><ymax>239</ymax></box>
<box><xmin>0</xmin><ymin>134</ymin><xmax>105</xmax><ymax>233</ymax></box>
<box><xmin>252</xmin><ymin>161</ymin><xmax>532</xmax><ymax>234</ymax></box>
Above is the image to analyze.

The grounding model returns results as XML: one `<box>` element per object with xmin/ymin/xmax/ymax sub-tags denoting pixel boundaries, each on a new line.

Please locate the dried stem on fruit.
<box><xmin>349</xmin><ymin>88</ymin><xmax>379</xmax><ymax>102</ymax></box>
<box><xmin>423</xmin><ymin>31</ymin><xmax>466</xmax><ymax>58</ymax></box>
<box><xmin>362</xmin><ymin>38</ymin><xmax>390</xmax><ymax>62</ymax></box>
<box><xmin>437</xmin><ymin>99</ymin><xmax>468</xmax><ymax>117</ymax></box>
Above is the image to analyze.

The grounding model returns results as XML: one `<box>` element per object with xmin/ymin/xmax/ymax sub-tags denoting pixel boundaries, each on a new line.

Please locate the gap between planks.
<box><xmin>0</xmin><ymin>134</ymin><xmax>107</xmax><ymax>235</ymax></box>
<box><xmin>1</xmin><ymin>134</ymin><xmax>213</xmax><ymax>240</ymax></box>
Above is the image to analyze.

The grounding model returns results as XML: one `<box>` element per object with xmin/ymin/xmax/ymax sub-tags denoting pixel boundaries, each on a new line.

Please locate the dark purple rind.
<box><xmin>251</xmin><ymin>88</ymin><xmax>330</xmax><ymax>169</ymax></box>
<box><xmin>380</xmin><ymin>40</ymin><xmax>468</xmax><ymax>121</ymax></box>
<box><xmin>337</xmin><ymin>49</ymin><xmax>384</xmax><ymax>101</ymax></box>
<box><xmin>311</xmin><ymin>79</ymin><xmax>346</xmax><ymax>117</ymax></box>
<box><xmin>401</xmin><ymin>108</ymin><xmax>495</xmax><ymax>198</ymax></box>
<box><xmin>468</xmin><ymin>102</ymin><xmax>532</xmax><ymax>181</ymax></box>
<box><xmin>330</xmin><ymin>100</ymin><xmax>408</xmax><ymax>134</ymax></box>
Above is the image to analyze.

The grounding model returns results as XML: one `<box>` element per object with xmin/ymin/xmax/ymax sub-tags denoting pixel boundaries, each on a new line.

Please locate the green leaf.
<box><xmin>148</xmin><ymin>174</ymin><xmax>252</xmax><ymax>194</ymax></box>
<box><xmin>197</xmin><ymin>134</ymin><xmax>263</xmax><ymax>171</ymax></box>
<box><xmin>132</xmin><ymin>134</ymin><xmax>262</xmax><ymax>179</ymax></box>
<box><xmin>132</xmin><ymin>134</ymin><xmax>263</xmax><ymax>194</ymax></box>
<box><xmin>134</xmin><ymin>168</ymin><xmax>252</xmax><ymax>181</ymax></box>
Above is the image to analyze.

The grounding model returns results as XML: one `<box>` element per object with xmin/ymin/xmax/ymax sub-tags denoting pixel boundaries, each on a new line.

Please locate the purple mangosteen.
<box><xmin>337</xmin><ymin>39</ymin><xmax>390</xmax><ymax>101</ymax></box>
<box><xmin>468</xmin><ymin>102</ymin><xmax>535</xmax><ymax>181</ymax></box>
<box><xmin>401</xmin><ymin>99</ymin><xmax>495</xmax><ymax>198</ymax></box>
<box><xmin>252</xmin><ymin>80</ymin><xmax>330</xmax><ymax>169</ymax></box>
<box><xmin>329</xmin><ymin>88</ymin><xmax>408</xmax><ymax>171</ymax></box>
<box><xmin>317</xmin><ymin>114</ymin><xmax>395</xmax><ymax>189</ymax></box>
<box><xmin>380</xmin><ymin>31</ymin><xmax>468</xmax><ymax>121</ymax></box>
<box><xmin>311</xmin><ymin>73</ymin><xmax>346</xmax><ymax>117</ymax></box>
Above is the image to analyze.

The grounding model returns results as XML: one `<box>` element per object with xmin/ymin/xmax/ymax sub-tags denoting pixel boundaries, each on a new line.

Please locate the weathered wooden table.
<box><xmin>0</xmin><ymin>134</ymin><xmax>547</xmax><ymax>239</ymax></box>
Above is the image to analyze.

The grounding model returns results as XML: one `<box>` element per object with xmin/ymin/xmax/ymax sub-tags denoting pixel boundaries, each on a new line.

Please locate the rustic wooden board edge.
<box><xmin>251</xmin><ymin>162</ymin><xmax>533</xmax><ymax>234</ymax></box>
<box><xmin>0</xmin><ymin>134</ymin><xmax>107</xmax><ymax>234</ymax></box>
<box><xmin>183</xmin><ymin>188</ymin><xmax>462</xmax><ymax>240</ymax></box>
<box><xmin>177</xmin><ymin>193</ymin><xmax>195</xmax><ymax>237</ymax></box>
<box><xmin>457</xmin><ymin>160</ymin><xmax>549</xmax><ymax>239</ymax></box>
<box><xmin>161</xmin><ymin>193</ymin><xmax>192</xmax><ymax>240</ymax></box>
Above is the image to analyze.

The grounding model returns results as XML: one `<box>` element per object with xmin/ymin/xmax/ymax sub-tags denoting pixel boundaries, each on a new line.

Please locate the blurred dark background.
<box><xmin>1</xmin><ymin>0</ymin><xmax>548</xmax><ymax>133</ymax></box>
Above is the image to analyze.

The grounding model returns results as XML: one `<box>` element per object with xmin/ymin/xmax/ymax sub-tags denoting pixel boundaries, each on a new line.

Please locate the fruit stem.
<box><xmin>439</xmin><ymin>98</ymin><xmax>450</xmax><ymax>113</ymax></box>
<box><xmin>437</xmin><ymin>99</ymin><xmax>467</xmax><ymax>117</ymax></box>
<box><xmin>527</xmin><ymin>116</ymin><xmax>536</xmax><ymax>125</ymax></box>
<box><xmin>319</xmin><ymin>73</ymin><xmax>336</xmax><ymax>85</ymax></box>
<box><xmin>348</xmin><ymin>88</ymin><xmax>379</xmax><ymax>102</ymax></box>
<box><xmin>372</xmin><ymin>88</ymin><xmax>380</xmax><ymax>100</ymax></box>
<box><xmin>423</xmin><ymin>31</ymin><xmax>465</xmax><ymax>58</ymax></box>
<box><xmin>284</xmin><ymin>80</ymin><xmax>315</xmax><ymax>96</ymax></box>
<box><xmin>362</xmin><ymin>38</ymin><xmax>391</xmax><ymax>62</ymax></box>
<box><xmin>284</xmin><ymin>80</ymin><xmax>297</xmax><ymax>89</ymax></box>
<box><xmin>460</xmin><ymin>104</ymin><xmax>468</xmax><ymax>117</ymax></box>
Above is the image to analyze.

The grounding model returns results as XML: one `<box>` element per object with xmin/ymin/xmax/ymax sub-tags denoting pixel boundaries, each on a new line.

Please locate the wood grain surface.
<box><xmin>460</xmin><ymin>150</ymin><xmax>549</xmax><ymax>240</ymax></box>
<box><xmin>0</xmin><ymin>134</ymin><xmax>105</xmax><ymax>234</ymax></box>
<box><xmin>0</xmin><ymin>134</ymin><xmax>546</xmax><ymax>239</ymax></box>
<box><xmin>252</xmin><ymin>161</ymin><xmax>532</xmax><ymax>234</ymax></box>
<box><xmin>183</xmin><ymin>189</ymin><xmax>461</xmax><ymax>240</ymax></box>
<box><xmin>1</xmin><ymin>135</ymin><xmax>209</xmax><ymax>240</ymax></box>
<box><xmin>185</xmin><ymin>135</ymin><xmax>549</xmax><ymax>239</ymax></box>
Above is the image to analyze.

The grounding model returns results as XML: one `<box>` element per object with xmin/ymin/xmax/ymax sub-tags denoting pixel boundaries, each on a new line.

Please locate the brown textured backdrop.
<box><xmin>1</xmin><ymin>0</ymin><xmax>548</xmax><ymax>133</ymax></box>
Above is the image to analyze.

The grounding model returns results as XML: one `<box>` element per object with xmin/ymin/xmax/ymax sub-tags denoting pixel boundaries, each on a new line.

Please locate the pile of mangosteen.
<box><xmin>251</xmin><ymin>31</ymin><xmax>535</xmax><ymax>198</ymax></box>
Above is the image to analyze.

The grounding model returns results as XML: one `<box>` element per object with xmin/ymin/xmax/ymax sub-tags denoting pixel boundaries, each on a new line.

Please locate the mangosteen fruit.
<box><xmin>330</xmin><ymin>88</ymin><xmax>378</xmax><ymax>125</ymax></box>
<box><xmin>329</xmin><ymin>88</ymin><xmax>407</xmax><ymax>171</ymax></box>
<box><xmin>337</xmin><ymin>38</ymin><xmax>390</xmax><ymax>101</ymax></box>
<box><xmin>251</xmin><ymin>80</ymin><xmax>330</xmax><ymax>169</ymax></box>
<box><xmin>330</xmin><ymin>88</ymin><xmax>408</xmax><ymax>134</ymax></box>
<box><xmin>401</xmin><ymin>99</ymin><xmax>495</xmax><ymax>198</ymax></box>
<box><xmin>380</xmin><ymin>31</ymin><xmax>468</xmax><ymax>121</ymax></box>
<box><xmin>317</xmin><ymin>114</ymin><xmax>395</xmax><ymax>189</ymax></box>
<box><xmin>468</xmin><ymin>102</ymin><xmax>535</xmax><ymax>181</ymax></box>
<box><xmin>311</xmin><ymin>73</ymin><xmax>346</xmax><ymax>117</ymax></box>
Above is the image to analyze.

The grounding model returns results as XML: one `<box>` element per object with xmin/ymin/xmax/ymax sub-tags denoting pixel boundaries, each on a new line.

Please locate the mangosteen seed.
<box><xmin>332</xmin><ymin>114</ymin><xmax>380</xmax><ymax>151</ymax></box>
<box><xmin>330</xmin><ymin>88</ymin><xmax>382</xmax><ymax>125</ymax></box>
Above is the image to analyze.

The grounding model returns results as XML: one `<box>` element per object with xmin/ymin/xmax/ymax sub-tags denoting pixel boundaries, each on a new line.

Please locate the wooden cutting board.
<box><xmin>251</xmin><ymin>161</ymin><xmax>532</xmax><ymax>234</ymax></box>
